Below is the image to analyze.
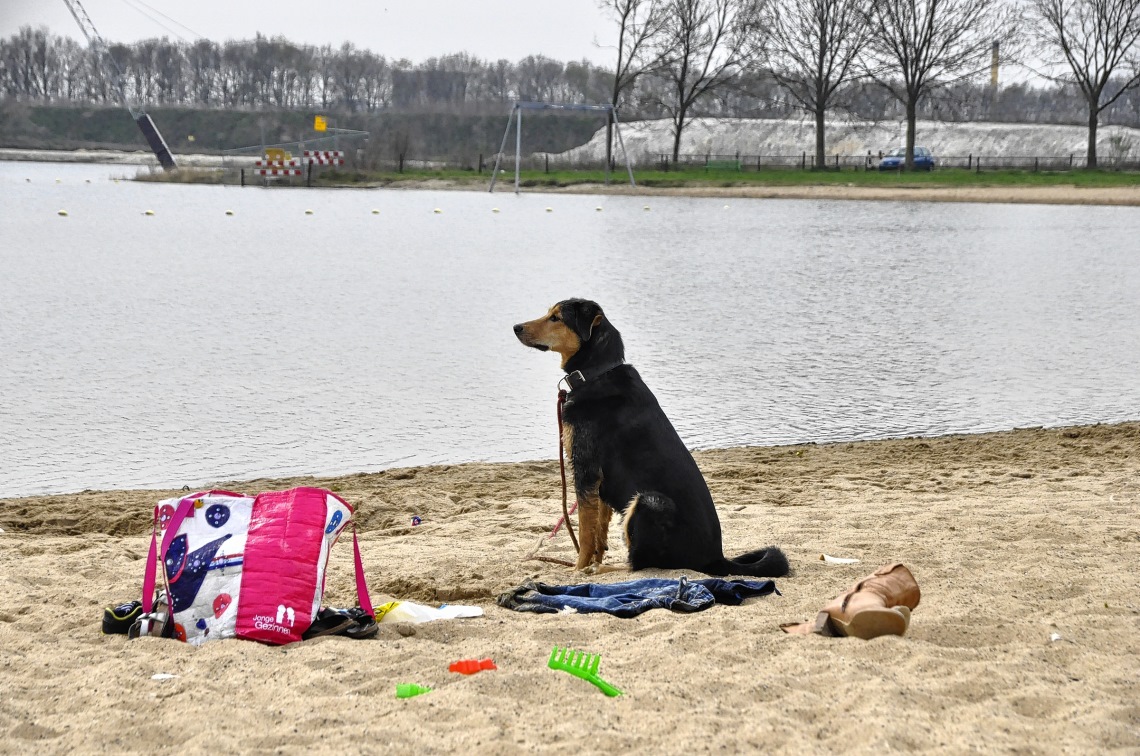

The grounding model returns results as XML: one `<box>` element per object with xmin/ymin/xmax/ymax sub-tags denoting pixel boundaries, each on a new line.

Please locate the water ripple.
<box><xmin>2</xmin><ymin>161</ymin><xmax>1139</xmax><ymax>496</ymax></box>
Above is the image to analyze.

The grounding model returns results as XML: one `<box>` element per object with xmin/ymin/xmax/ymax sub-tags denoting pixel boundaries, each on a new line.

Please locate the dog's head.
<box><xmin>514</xmin><ymin>298</ymin><xmax>621</xmax><ymax>371</ymax></box>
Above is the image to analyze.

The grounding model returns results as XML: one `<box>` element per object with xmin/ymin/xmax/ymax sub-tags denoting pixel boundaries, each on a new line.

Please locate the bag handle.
<box><xmin>351</xmin><ymin>521</ymin><xmax>373</xmax><ymax>617</ymax></box>
<box><xmin>328</xmin><ymin>489</ymin><xmax>374</xmax><ymax>617</ymax></box>
<box><xmin>142</xmin><ymin>507</ymin><xmax>161</xmax><ymax>614</ymax></box>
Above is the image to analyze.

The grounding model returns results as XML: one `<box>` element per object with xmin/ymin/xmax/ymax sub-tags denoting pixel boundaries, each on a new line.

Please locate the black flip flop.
<box><xmin>302</xmin><ymin>608</ymin><xmax>358</xmax><ymax>640</ymax></box>
<box><xmin>344</xmin><ymin>609</ymin><xmax>378</xmax><ymax>640</ymax></box>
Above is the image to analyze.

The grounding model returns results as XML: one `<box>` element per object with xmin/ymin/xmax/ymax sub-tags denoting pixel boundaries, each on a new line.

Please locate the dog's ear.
<box><xmin>588</xmin><ymin>311</ymin><xmax>604</xmax><ymax>340</ymax></box>
<box><xmin>565</xmin><ymin>300</ymin><xmax>604</xmax><ymax>342</ymax></box>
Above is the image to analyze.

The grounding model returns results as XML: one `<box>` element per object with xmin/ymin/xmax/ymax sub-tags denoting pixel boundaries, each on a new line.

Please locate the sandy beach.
<box><xmin>548</xmin><ymin>181</ymin><xmax>1140</xmax><ymax>206</ymax></box>
<box><xmin>1</xmin><ymin>421</ymin><xmax>1137</xmax><ymax>752</ymax></box>
<box><xmin>357</xmin><ymin>177</ymin><xmax>1140</xmax><ymax>206</ymax></box>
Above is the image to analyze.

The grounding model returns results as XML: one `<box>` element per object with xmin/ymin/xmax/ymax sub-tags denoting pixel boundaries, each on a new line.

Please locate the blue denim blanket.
<box><xmin>497</xmin><ymin>576</ymin><xmax>778</xmax><ymax>618</ymax></box>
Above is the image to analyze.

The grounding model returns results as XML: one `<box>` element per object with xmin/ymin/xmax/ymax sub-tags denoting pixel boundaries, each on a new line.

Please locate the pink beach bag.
<box><xmin>140</xmin><ymin>487</ymin><xmax>372</xmax><ymax>645</ymax></box>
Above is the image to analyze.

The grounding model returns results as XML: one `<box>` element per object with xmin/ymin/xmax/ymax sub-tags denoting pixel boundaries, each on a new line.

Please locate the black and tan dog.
<box><xmin>513</xmin><ymin>298</ymin><xmax>789</xmax><ymax>577</ymax></box>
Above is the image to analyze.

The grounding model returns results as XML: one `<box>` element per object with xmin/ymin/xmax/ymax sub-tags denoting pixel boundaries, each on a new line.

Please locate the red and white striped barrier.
<box><xmin>304</xmin><ymin>150</ymin><xmax>345</xmax><ymax>166</ymax></box>
<box><xmin>258</xmin><ymin>168</ymin><xmax>303</xmax><ymax>176</ymax></box>
<box><xmin>255</xmin><ymin>159</ymin><xmax>299</xmax><ymax>167</ymax></box>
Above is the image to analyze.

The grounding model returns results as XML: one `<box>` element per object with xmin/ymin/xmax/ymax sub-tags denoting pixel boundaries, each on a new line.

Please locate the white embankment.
<box><xmin>550</xmin><ymin>117</ymin><xmax>1140</xmax><ymax>164</ymax></box>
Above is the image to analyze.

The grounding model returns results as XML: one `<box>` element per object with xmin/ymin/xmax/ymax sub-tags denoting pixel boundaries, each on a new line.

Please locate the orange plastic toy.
<box><xmin>449</xmin><ymin>658</ymin><xmax>497</xmax><ymax>675</ymax></box>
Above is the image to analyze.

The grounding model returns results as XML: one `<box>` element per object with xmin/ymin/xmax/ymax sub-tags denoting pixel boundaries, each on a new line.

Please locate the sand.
<box><xmin>1</xmin><ymin>421</ymin><xmax>1137</xmax><ymax>752</ymax></box>
<box><xmin>550</xmin><ymin>182</ymin><xmax>1140</xmax><ymax>207</ymax></box>
<box><xmin>387</xmin><ymin>178</ymin><xmax>1140</xmax><ymax>206</ymax></box>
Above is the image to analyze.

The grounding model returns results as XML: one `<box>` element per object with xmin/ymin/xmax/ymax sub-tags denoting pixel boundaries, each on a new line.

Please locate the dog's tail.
<box><xmin>709</xmin><ymin>546</ymin><xmax>790</xmax><ymax>578</ymax></box>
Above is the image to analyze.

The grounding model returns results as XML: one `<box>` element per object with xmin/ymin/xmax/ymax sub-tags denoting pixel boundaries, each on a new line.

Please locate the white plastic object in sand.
<box><xmin>376</xmin><ymin>600</ymin><xmax>483</xmax><ymax>624</ymax></box>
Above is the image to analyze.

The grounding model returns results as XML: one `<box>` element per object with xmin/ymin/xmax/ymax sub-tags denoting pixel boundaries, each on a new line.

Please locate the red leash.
<box><xmin>556</xmin><ymin>389</ymin><xmax>580</xmax><ymax>553</ymax></box>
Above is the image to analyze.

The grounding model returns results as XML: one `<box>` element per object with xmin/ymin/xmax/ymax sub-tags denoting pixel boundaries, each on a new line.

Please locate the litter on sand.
<box><xmin>375</xmin><ymin>600</ymin><xmax>483</xmax><ymax>624</ymax></box>
<box><xmin>820</xmin><ymin>554</ymin><xmax>861</xmax><ymax>565</ymax></box>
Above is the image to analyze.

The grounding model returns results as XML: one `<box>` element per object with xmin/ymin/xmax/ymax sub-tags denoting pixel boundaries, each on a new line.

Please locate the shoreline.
<box><xmin>437</xmin><ymin>178</ymin><xmax>1140</xmax><ymax>206</ymax></box>
<box><xmin>7</xmin><ymin>149</ymin><xmax>1140</xmax><ymax>205</ymax></box>
<box><xmin>0</xmin><ymin>420</ymin><xmax>1129</xmax><ymax>503</ymax></box>
<box><xmin>1</xmin><ymin>420</ymin><xmax>1137</xmax><ymax>750</ymax></box>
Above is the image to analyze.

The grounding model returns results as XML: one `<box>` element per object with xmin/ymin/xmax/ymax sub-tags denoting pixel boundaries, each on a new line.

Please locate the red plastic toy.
<box><xmin>449</xmin><ymin>658</ymin><xmax>497</xmax><ymax>675</ymax></box>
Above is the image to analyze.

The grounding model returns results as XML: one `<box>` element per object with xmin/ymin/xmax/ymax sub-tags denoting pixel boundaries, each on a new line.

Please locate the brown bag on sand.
<box><xmin>780</xmin><ymin>563</ymin><xmax>920</xmax><ymax>640</ymax></box>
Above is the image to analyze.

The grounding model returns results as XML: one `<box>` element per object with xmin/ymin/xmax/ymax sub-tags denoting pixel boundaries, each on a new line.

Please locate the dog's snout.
<box><xmin>513</xmin><ymin>323</ymin><xmax>524</xmax><ymax>335</ymax></box>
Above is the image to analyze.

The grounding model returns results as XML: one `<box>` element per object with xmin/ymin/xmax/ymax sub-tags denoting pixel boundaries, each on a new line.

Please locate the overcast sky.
<box><xmin>0</xmin><ymin>0</ymin><xmax>620</xmax><ymax>65</ymax></box>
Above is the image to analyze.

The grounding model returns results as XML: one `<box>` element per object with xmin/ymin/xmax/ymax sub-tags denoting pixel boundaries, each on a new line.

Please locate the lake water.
<box><xmin>2</xmin><ymin>160</ymin><xmax>1139</xmax><ymax>498</ymax></box>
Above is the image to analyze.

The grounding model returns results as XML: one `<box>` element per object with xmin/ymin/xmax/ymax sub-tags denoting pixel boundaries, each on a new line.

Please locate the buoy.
<box><xmin>55</xmin><ymin>179</ymin><xmax>61</xmax><ymax>183</ymax></box>
<box><xmin>643</xmin><ymin>205</ymin><xmax>651</xmax><ymax>211</ymax></box>
<box><xmin>25</xmin><ymin>178</ymin><xmax>30</xmax><ymax>182</ymax></box>
<box><xmin>144</xmin><ymin>209</ymin><xmax>155</xmax><ymax>216</ymax></box>
<box><xmin>433</xmin><ymin>208</ymin><xmax>442</xmax><ymax>214</ymax></box>
<box><xmin>492</xmin><ymin>208</ymin><xmax>500</xmax><ymax>213</ymax></box>
<box><xmin>225</xmin><ymin>210</ymin><xmax>234</xmax><ymax>216</ymax></box>
<box><xmin>371</xmin><ymin>209</ymin><xmax>380</xmax><ymax>214</ymax></box>
<box><xmin>57</xmin><ymin>210</ymin><xmax>68</xmax><ymax>216</ymax></box>
<box><xmin>595</xmin><ymin>206</ymin><xmax>603</xmax><ymax>212</ymax></box>
<box><xmin>545</xmin><ymin>207</ymin><xmax>553</xmax><ymax>213</ymax></box>
<box><xmin>723</xmin><ymin>204</ymin><xmax>730</xmax><ymax>209</ymax></box>
<box><xmin>85</xmin><ymin>179</ymin><xmax>91</xmax><ymax>184</ymax></box>
<box><xmin>305</xmin><ymin>209</ymin><xmax>314</xmax><ymax>215</ymax></box>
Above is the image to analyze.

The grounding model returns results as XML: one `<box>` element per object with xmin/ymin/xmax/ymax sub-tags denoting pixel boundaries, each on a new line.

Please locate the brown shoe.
<box><xmin>781</xmin><ymin>563</ymin><xmax>920</xmax><ymax>639</ymax></box>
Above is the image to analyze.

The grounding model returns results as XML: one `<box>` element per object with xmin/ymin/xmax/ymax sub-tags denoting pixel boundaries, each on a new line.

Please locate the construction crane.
<box><xmin>62</xmin><ymin>0</ymin><xmax>177</xmax><ymax>170</ymax></box>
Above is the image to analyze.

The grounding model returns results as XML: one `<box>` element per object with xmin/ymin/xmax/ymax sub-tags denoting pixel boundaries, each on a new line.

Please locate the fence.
<box><xmin>217</xmin><ymin>131</ymin><xmax>368</xmax><ymax>184</ymax></box>
<box><xmin>384</xmin><ymin>151</ymin><xmax>1140</xmax><ymax>173</ymax></box>
<box><xmin>187</xmin><ymin>145</ymin><xmax>1140</xmax><ymax>185</ymax></box>
<box><xmin>649</xmin><ymin>152</ymin><xmax>1140</xmax><ymax>172</ymax></box>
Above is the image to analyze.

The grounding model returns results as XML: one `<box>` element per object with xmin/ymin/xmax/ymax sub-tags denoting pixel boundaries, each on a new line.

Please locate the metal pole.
<box><xmin>604</xmin><ymin>109</ymin><xmax>613</xmax><ymax>185</ymax></box>
<box><xmin>612</xmin><ymin>107</ymin><xmax>636</xmax><ymax>188</ymax></box>
<box><xmin>515</xmin><ymin>104</ymin><xmax>522</xmax><ymax>194</ymax></box>
<box><xmin>488</xmin><ymin>104</ymin><xmax>515</xmax><ymax>192</ymax></box>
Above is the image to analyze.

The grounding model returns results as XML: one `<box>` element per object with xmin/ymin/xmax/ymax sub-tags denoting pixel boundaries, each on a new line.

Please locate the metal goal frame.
<box><xmin>488</xmin><ymin>102</ymin><xmax>636</xmax><ymax>193</ymax></box>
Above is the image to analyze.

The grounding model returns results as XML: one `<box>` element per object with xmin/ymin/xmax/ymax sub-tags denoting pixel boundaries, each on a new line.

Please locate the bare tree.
<box><xmin>653</xmin><ymin>0</ymin><xmax>765</xmax><ymax>163</ymax></box>
<box><xmin>759</xmin><ymin>0</ymin><xmax>873</xmax><ymax>168</ymax></box>
<box><xmin>516</xmin><ymin>55</ymin><xmax>565</xmax><ymax>100</ymax></box>
<box><xmin>333</xmin><ymin>42</ymin><xmax>367</xmax><ymax>112</ymax></box>
<box><xmin>185</xmin><ymin>39</ymin><xmax>219</xmax><ymax>106</ymax></box>
<box><xmin>862</xmin><ymin>0</ymin><xmax>1019</xmax><ymax>168</ymax></box>
<box><xmin>1030</xmin><ymin>0</ymin><xmax>1140</xmax><ymax>167</ymax></box>
<box><xmin>600</xmin><ymin>0</ymin><xmax>670</xmax><ymax>165</ymax></box>
<box><xmin>315</xmin><ymin>44</ymin><xmax>335</xmax><ymax>110</ymax></box>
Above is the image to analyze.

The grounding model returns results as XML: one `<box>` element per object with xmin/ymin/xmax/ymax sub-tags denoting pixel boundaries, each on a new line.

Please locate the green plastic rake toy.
<box><xmin>548</xmin><ymin>646</ymin><xmax>623</xmax><ymax>697</ymax></box>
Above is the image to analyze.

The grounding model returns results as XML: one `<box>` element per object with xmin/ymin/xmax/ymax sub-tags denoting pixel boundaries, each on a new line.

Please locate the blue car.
<box><xmin>879</xmin><ymin>146</ymin><xmax>935</xmax><ymax>171</ymax></box>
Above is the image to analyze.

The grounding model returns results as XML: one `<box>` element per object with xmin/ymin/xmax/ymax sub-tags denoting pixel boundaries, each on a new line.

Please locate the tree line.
<box><xmin>2</xmin><ymin>0</ymin><xmax>1138</xmax><ymax>167</ymax></box>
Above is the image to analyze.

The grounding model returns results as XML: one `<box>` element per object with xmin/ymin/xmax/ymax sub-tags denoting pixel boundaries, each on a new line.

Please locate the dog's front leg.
<box><xmin>595</xmin><ymin>505</ymin><xmax>612</xmax><ymax>564</ymax></box>
<box><xmin>575</xmin><ymin>494</ymin><xmax>605</xmax><ymax>571</ymax></box>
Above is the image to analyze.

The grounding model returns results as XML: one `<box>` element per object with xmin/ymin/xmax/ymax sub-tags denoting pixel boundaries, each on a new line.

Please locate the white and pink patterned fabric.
<box><xmin>142</xmin><ymin>487</ymin><xmax>371</xmax><ymax>646</ymax></box>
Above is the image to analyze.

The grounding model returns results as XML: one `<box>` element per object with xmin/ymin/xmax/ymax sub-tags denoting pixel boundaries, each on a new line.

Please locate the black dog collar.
<box><xmin>561</xmin><ymin>362</ymin><xmax>625</xmax><ymax>392</ymax></box>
